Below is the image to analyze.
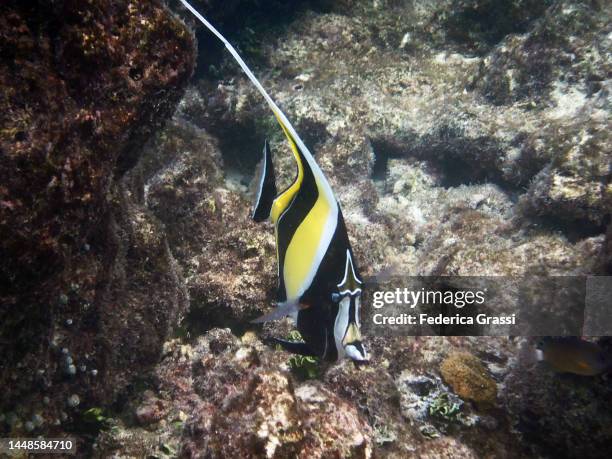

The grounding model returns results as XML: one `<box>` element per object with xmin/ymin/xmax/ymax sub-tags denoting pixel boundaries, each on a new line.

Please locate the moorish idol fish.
<box><xmin>179</xmin><ymin>0</ymin><xmax>368</xmax><ymax>363</ymax></box>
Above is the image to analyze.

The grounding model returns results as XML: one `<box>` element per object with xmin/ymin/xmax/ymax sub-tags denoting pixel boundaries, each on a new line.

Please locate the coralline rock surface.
<box><xmin>139</xmin><ymin>119</ymin><xmax>276</xmax><ymax>332</ymax></box>
<box><xmin>0</xmin><ymin>0</ymin><xmax>194</xmax><ymax>446</ymax></box>
<box><xmin>94</xmin><ymin>329</ymin><xmax>373</xmax><ymax>458</ymax></box>
<box><xmin>503</xmin><ymin>338</ymin><xmax>612</xmax><ymax>458</ymax></box>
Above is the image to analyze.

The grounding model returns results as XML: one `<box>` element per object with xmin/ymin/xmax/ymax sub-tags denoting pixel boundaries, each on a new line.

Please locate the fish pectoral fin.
<box><xmin>576</xmin><ymin>360</ymin><xmax>591</xmax><ymax>370</ymax></box>
<box><xmin>251</xmin><ymin>300</ymin><xmax>298</xmax><ymax>323</ymax></box>
<box><xmin>266</xmin><ymin>337</ymin><xmax>317</xmax><ymax>357</ymax></box>
<box><xmin>252</xmin><ymin>140</ymin><xmax>277</xmax><ymax>223</ymax></box>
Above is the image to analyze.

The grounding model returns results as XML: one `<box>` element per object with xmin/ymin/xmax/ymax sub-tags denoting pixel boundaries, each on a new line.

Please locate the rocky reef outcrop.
<box><xmin>503</xmin><ymin>341</ymin><xmax>612</xmax><ymax>458</ymax></box>
<box><xmin>0</xmin><ymin>0</ymin><xmax>194</xmax><ymax>445</ymax></box>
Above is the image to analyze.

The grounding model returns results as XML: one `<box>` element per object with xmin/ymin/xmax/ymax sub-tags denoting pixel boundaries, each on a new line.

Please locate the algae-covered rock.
<box><xmin>0</xmin><ymin>0</ymin><xmax>194</xmax><ymax>440</ymax></box>
<box><xmin>474</xmin><ymin>0</ymin><xmax>609</xmax><ymax>105</ymax></box>
<box><xmin>94</xmin><ymin>329</ymin><xmax>373</xmax><ymax>459</ymax></box>
<box><xmin>440</xmin><ymin>352</ymin><xmax>497</xmax><ymax>405</ymax></box>
<box><xmin>602</xmin><ymin>222</ymin><xmax>612</xmax><ymax>274</ymax></box>
<box><xmin>435</xmin><ymin>0</ymin><xmax>553</xmax><ymax>55</ymax></box>
<box><xmin>0</xmin><ymin>0</ymin><xmax>194</xmax><ymax>290</ymax></box>
<box><xmin>141</xmin><ymin>116</ymin><xmax>277</xmax><ymax>330</ymax></box>
<box><xmin>521</xmin><ymin>116</ymin><xmax>610</xmax><ymax>227</ymax></box>
<box><xmin>503</xmin><ymin>340</ymin><xmax>612</xmax><ymax>459</ymax></box>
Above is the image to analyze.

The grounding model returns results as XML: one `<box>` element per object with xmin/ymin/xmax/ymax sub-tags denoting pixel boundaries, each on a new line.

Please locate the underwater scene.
<box><xmin>0</xmin><ymin>0</ymin><xmax>611</xmax><ymax>457</ymax></box>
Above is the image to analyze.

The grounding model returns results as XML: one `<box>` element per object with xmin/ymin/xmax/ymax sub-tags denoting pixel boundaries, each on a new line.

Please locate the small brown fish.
<box><xmin>536</xmin><ymin>337</ymin><xmax>612</xmax><ymax>376</ymax></box>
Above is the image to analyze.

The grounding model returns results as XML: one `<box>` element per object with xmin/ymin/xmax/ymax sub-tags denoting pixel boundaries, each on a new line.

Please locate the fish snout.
<box><xmin>345</xmin><ymin>341</ymin><xmax>369</xmax><ymax>363</ymax></box>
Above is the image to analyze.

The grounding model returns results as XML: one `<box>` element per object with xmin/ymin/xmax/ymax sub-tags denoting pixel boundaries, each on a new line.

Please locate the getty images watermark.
<box><xmin>370</xmin><ymin>287</ymin><xmax>516</xmax><ymax>326</ymax></box>
<box><xmin>361</xmin><ymin>276</ymin><xmax>612</xmax><ymax>336</ymax></box>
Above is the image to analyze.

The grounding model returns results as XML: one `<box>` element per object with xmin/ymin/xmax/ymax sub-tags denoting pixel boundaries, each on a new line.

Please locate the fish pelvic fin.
<box><xmin>252</xmin><ymin>140</ymin><xmax>277</xmax><ymax>222</ymax></box>
<box><xmin>265</xmin><ymin>337</ymin><xmax>317</xmax><ymax>357</ymax></box>
<box><xmin>251</xmin><ymin>300</ymin><xmax>299</xmax><ymax>323</ymax></box>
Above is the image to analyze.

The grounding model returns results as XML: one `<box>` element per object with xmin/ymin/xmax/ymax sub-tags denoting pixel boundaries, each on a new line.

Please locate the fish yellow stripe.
<box><xmin>283</xmin><ymin>191</ymin><xmax>332</xmax><ymax>299</ymax></box>
<box><xmin>342</xmin><ymin>323</ymin><xmax>361</xmax><ymax>346</ymax></box>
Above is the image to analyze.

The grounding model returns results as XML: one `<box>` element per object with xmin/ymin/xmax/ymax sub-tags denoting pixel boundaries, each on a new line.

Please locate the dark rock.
<box><xmin>601</xmin><ymin>221</ymin><xmax>612</xmax><ymax>274</ymax></box>
<box><xmin>135</xmin><ymin>392</ymin><xmax>168</xmax><ymax>426</ymax></box>
<box><xmin>141</xmin><ymin>118</ymin><xmax>277</xmax><ymax>333</ymax></box>
<box><xmin>0</xmin><ymin>0</ymin><xmax>194</xmax><ymax>435</ymax></box>
<box><xmin>439</xmin><ymin>0</ymin><xmax>552</xmax><ymax>55</ymax></box>
<box><xmin>503</xmin><ymin>340</ymin><xmax>612</xmax><ymax>458</ymax></box>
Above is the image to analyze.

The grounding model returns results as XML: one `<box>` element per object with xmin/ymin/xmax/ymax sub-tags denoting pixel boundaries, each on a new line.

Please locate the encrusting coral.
<box><xmin>440</xmin><ymin>352</ymin><xmax>497</xmax><ymax>405</ymax></box>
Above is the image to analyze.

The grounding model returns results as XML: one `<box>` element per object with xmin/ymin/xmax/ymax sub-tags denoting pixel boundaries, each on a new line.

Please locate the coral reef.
<box><xmin>474</xmin><ymin>0</ymin><xmax>609</xmax><ymax>104</ymax></box>
<box><xmin>139</xmin><ymin>119</ymin><xmax>276</xmax><ymax>332</ymax></box>
<box><xmin>1</xmin><ymin>0</ymin><xmax>610</xmax><ymax>457</ymax></box>
<box><xmin>159</xmin><ymin>0</ymin><xmax>609</xmax><ymax>456</ymax></box>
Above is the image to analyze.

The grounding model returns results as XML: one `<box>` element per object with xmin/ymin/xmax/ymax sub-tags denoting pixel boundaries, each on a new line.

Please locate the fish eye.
<box><xmin>331</xmin><ymin>292</ymin><xmax>342</xmax><ymax>302</ymax></box>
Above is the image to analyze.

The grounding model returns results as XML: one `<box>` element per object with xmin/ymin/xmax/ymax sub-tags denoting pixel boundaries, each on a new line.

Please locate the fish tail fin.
<box><xmin>178</xmin><ymin>0</ymin><xmax>318</xmax><ymax>166</ymax></box>
<box><xmin>252</xmin><ymin>140</ymin><xmax>277</xmax><ymax>222</ymax></box>
<box><xmin>251</xmin><ymin>300</ymin><xmax>298</xmax><ymax>323</ymax></box>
